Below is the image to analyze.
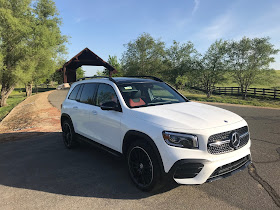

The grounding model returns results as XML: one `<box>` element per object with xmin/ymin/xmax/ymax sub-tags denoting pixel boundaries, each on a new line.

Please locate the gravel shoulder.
<box><xmin>0</xmin><ymin>90</ymin><xmax>61</xmax><ymax>143</ymax></box>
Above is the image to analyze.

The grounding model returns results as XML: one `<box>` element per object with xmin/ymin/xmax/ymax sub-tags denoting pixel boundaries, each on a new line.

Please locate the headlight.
<box><xmin>162</xmin><ymin>131</ymin><xmax>199</xmax><ymax>149</ymax></box>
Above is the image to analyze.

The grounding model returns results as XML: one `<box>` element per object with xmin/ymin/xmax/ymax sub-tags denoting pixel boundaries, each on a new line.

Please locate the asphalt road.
<box><xmin>0</xmin><ymin>90</ymin><xmax>279</xmax><ymax>209</ymax></box>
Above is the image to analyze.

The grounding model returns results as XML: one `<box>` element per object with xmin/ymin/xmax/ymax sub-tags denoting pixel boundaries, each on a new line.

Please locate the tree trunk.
<box><xmin>25</xmin><ymin>83</ymin><xmax>33</xmax><ymax>97</ymax></box>
<box><xmin>243</xmin><ymin>86</ymin><xmax>248</xmax><ymax>100</ymax></box>
<box><xmin>240</xmin><ymin>85</ymin><xmax>246</xmax><ymax>100</ymax></box>
<box><xmin>0</xmin><ymin>85</ymin><xmax>14</xmax><ymax>107</ymax></box>
<box><xmin>206</xmin><ymin>84</ymin><xmax>212</xmax><ymax>98</ymax></box>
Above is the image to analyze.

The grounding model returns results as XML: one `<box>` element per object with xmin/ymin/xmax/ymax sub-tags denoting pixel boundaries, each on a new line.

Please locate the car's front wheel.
<box><xmin>127</xmin><ymin>140</ymin><xmax>163</xmax><ymax>191</ymax></box>
<box><xmin>62</xmin><ymin>119</ymin><xmax>79</xmax><ymax>149</ymax></box>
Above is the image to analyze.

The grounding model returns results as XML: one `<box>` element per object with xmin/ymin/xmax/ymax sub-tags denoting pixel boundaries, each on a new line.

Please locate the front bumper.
<box><xmin>168</xmin><ymin>147</ymin><xmax>251</xmax><ymax>185</ymax></box>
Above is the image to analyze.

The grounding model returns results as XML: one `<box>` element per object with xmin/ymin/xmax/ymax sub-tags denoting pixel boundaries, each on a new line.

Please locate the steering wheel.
<box><xmin>151</xmin><ymin>97</ymin><xmax>163</xmax><ymax>102</ymax></box>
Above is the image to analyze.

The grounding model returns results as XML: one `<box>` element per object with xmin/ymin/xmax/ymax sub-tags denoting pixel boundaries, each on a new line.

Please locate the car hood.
<box><xmin>130</xmin><ymin>102</ymin><xmax>244</xmax><ymax>130</ymax></box>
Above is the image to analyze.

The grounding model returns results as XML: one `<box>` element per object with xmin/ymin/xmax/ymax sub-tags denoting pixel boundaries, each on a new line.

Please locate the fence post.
<box><xmin>231</xmin><ymin>87</ymin><xmax>233</xmax><ymax>95</ymax></box>
<box><xmin>224</xmin><ymin>87</ymin><xmax>226</xmax><ymax>95</ymax></box>
<box><xmin>219</xmin><ymin>87</ymin><xmax>221</xmax><ymax>94</ymax></box>
<box><xmin>263</xmin><ymin>88</ymin><xmax>265</xmax><ymax>96</ymax></box>
<box><xmin>254</xmin><ymin>88</ymin><xmax>256</xmax><ymax>97</ymax></box>
<box><xmin>238</xmin><ymin>87</ymin><xmax>240</xmax><ymax>95</ymax></box>
<box><xmin>274</xmin><ymin>89</ymin><xmax>277</xmax><ymax>99</ymax></box>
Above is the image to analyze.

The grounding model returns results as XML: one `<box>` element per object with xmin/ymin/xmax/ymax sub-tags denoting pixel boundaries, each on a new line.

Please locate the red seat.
<box><xmin>129</xmin><ymin>98</ymin><xmax>145</xmax><ymax>107</ymax></box>
<box><xmin>129</xmin><ymin>90</ymin><xmax>146</xmax><ymax>107</ymax></box>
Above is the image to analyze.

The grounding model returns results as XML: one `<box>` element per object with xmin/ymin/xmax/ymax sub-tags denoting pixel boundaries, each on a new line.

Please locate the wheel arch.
<box><xmin>122</xmin><ymin>130</ymin><xmax>165</xmax><ymax>173</ymax></box>
<box><xmin>61</xmin><ymin>113</ymin><xmax>73</xmax><ymax>128</ymax></box>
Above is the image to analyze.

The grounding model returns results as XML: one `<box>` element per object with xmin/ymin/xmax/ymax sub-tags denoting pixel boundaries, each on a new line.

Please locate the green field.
<box><xmin>180</xmin><ymin>89</ymin><xmax>280</xmax><ymax>108</ymax></box>
<box><xmin>216</xmin><ymin>70</ymin><xmax>280</xmax><ymax>89</ymax></box>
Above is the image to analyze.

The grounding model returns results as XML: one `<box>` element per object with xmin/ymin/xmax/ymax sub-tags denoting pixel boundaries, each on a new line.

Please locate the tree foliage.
<box><xmin>0</xmin><ymin>0</ymin><xmax>67</xmax><ymax>106</ymax></box>
<box><xmin>76</xmin><ymin>67</ymin><xmax>85</xmax><ymax>79</ymax></box>
<box><xmin>164</xmin><ymin>40</ymin><xmax>198</xmax><ymax>87</ymax></box>
<box><xmin>227</xmin><ymin>37</ymin><xmax>279</xmax><ymax>99</ymax></box>
<box><xmin>121</xmin><ymin>33</ymin><xmax>166</xmax><ymax>77</ymax></box>
<box><xmin>103</xmin><ymin>55</ymin><xmax>123</xmax><ymax>77</ymax></box>
<box><xmin>198</xmin><ymin>39</ymin><xmax>228</xmax><ymax>97</ymax></box>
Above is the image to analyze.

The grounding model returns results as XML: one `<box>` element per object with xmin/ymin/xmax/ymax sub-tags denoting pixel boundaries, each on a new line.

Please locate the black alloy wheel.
<box><xmin>62</xmin><ymin>120</ymin><xmax>78</xmax><ymax>149</ymax></box>
<box><xmin>127</xmin><ymin>140</ymin><xmax>165</xmax><ymax>191</ymax></box>
<box><xmin>128</xmin><ymin>146</ymin><xmax>154</xmax><ymax>188</ymax></box>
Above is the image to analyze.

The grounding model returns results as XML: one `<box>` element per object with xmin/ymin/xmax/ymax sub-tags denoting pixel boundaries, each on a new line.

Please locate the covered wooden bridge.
<box><xmin>57</xmin><ymin>48</ymin><xmax>116</xmax><ymax>83</ymax></box>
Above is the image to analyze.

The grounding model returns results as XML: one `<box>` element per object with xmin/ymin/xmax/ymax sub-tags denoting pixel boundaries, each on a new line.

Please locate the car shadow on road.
<box><xmin>0</xmin><ymin>132</ymin><xmax>178</xmax><ymax>199</ymax></box>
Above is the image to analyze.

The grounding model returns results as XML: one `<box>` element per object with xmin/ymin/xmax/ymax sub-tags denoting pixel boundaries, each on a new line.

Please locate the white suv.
<box><xmin>61</xmin><ymin>76</ymin><xmax>251</xmax><ymax>191</ymax></box>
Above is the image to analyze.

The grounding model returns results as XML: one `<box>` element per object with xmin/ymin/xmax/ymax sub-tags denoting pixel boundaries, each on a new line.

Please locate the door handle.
<box><xmin>73</xmin><ymin>106</ymin><xmax>78</xmax><ymax>110</ymax></box>
<box><xmin>92</xmin><ymin>110</ymin><xmax>97</xmax><ymax>115</ymax></box>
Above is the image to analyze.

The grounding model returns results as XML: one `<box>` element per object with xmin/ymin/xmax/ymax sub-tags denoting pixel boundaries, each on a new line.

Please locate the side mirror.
<box><xmin>101</xmin><ymin>101</ymin><xmax>122</xmax><ymax>112</ymax></box>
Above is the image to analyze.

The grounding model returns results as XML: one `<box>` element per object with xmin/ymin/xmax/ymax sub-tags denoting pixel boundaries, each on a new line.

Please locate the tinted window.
<box><xmin>68</xmin><ymin>84</ymin><xmax>81</xmax><ymax>100</ymax></box>
<box><xmin>76</xmin><ymin>84</ymin><xmax>84</xmax><ymax>101</ymax></box>
<box><xmin>96</xmin><ymin>84</ymin><xmax>118</xmax><ymax>106</ymax></box>
<box><xmin>79</xmin><ymin>83</ymin><xmax>97</xmax><ymax>105</ymax></box>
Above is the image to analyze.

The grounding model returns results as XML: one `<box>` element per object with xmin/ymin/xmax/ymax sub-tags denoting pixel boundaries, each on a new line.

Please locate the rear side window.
<box><xmin>96</xmin><ymin>84</ymin><xmax>118</xmax><ymax>106</ymax></box>
<box><xmin>68</xmin><ymin>84</ymin><xmax>81</xmax><ymax>100</ymax></box>
<box><xmin>79</xmin><ymin>83</ymin><xmax>98</xmax><ymax>105</ymax></box>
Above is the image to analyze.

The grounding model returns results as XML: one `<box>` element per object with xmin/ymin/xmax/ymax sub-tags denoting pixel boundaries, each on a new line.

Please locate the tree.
<box><xmin>121</xmin><ymin>33</ymin><xmax>166</xmax><ymax>77</ymax></box>
<box><xmin>0</xmin><ymin>0</ymin><xmax>33</xmax><ymax>106</ymax></box>
<box><xmin>0</xmin><ymin>0</ymin><xmax>67</xmax><ymax>105</ymax></box>
<box><xmin>227</xmin><ymin>37</ymin><xmax>279</xmax><ymax>99</ymax></box>
<box><xmin>22</xmin><ymin>0</ymin><xmax>67</xmax><ymax>97</ymax></box>
<box><xmin>103</xmin><ymin>55</ymin><xmax>123</xmax><ymax>77</ymax></box>
<box><xmin>76</xmin><ymin>67</ymin><xmax>85</xmax><ymax>79</ymax></box>
<box><xmin>165</xmin><ymin>40</ymin><xmax>198</xmax><ymax>88</ymax></box>
<box><xmin>198</xmin><ymin>39</ymin><xmax>228</xmax><ymax>97</ymax></box>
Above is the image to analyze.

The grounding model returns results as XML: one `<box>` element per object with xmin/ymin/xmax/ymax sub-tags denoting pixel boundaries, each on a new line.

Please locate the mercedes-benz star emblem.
<box><xmin>231</xmin><ymin>132</ymin><xmax>240</xmax><ymax>149</ymax></box>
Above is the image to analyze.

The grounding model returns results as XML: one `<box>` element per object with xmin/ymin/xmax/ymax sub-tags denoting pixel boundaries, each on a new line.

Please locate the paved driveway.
<box><xmin>0</xmin><ymin>90</ymin><xmax>279</xmax><ymax>209</ymax></box>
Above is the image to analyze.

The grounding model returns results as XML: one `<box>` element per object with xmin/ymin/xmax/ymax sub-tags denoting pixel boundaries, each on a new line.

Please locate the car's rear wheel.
<box><xmin>127</xmin><ymin>140</ymin><xmax>163</xmax><ymax>191</ymax></box>
<box><xmin>62</xmin><ymin>120</ymin><xmax>79</xmax><ymax>149</ymax></box>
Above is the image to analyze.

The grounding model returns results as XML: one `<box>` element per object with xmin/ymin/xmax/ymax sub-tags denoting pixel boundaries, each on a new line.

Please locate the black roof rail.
<box><xmin>77</xmin><ymin>76</ymin><xmax>116</xmax><ymax>83</ymax></box>
<box><xmin>124</xmin><ymin>76</ymin><xmax>163</xmax><ymax>82</ymax></box>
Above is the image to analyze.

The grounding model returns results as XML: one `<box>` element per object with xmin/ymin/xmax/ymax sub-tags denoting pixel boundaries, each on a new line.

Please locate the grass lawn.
<box><xmin>180</xmin><ymin>89</ymin><xmax>280</xmax><ymax>108</ymax></box>
<box><xmin>0</xmin><ymin>89</ymin><xmax>26</xmax><ymax>121</ymax></box>
<box><xmin>216</xmin><ymin>70</ymin><xmax>280</xmax><ymax>89</ymax></box>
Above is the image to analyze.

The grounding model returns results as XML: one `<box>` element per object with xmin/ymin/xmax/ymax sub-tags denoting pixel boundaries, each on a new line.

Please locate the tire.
<box><xmin>62</xmin><ymin>119</ymin><xmax>79</xmax><ymax>149</ymax></box>
<box><xmin>126</xmin><ymin>140</ymin><xmax>164</xmax><ymax>191</ymax></box>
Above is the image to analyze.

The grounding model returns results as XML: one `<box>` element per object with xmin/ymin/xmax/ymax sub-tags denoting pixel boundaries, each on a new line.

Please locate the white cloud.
<box><xmin>74</xmin><ymin>17</ymin><xmax>83</xmax><ymax>23</ymax></box>
<box><xmin>192</xmin><ymin>0</ymin><xmax>200</xmax><ymax>15</ymax></box>
<box><xmin>198</xmin><ymin>13</ymin><xmax>235</xmax><ymax>41</ymax></box>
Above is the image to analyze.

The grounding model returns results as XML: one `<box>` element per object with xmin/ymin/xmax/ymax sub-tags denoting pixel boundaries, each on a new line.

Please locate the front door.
<box><xmin>88</xmin><ymin>83</ymin><xmax>122</xmax><ymax>152</ymax></box>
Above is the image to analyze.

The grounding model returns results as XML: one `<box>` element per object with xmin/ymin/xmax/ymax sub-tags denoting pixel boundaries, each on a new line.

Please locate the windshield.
<box><xmin>118</xmin><ymin>82</ymin><xmax>188</xmax><ymax>108</ymax></box>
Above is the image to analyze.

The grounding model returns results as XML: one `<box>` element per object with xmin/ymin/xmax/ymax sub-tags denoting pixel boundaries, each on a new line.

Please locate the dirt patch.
<box><xmin>0</xmin><ymin>91</ymin><xmax>61</xmax><ymax>143</ymax></box>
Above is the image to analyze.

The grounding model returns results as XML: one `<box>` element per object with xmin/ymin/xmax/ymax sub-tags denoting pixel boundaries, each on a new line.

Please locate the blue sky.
<box><xmin>55</xmin><ymin>0</ymin><xmax>280</xmax><ymax>76</ymax></box>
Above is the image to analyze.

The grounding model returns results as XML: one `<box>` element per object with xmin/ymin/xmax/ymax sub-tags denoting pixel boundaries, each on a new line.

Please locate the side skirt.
<box><xmin>76</xmin><ymin>134</ymin><xmax>123</xmax><ymax>158</ymax></box>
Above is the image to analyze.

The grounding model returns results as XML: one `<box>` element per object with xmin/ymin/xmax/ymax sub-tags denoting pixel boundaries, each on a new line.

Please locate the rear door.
<box><xmin>65</xmin><ymin>84</ymin><xmax>82</xmax><ymax>131</ymax></box>
<box><xmin>75</xmin><ymin>83</ymin><xmax>98</xmax><ymax>137</ymax></box>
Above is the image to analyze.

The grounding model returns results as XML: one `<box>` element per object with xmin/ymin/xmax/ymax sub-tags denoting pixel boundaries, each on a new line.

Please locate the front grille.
<box><xmin>174</xmin><ymin>163</ymin><xmax>204</xmax><ymax>179</ymax></box>
<box><xmin>208</xmin><ymin>126</ymin><xmax>249</xmax><ymax>155</ymax></box>
<box><xmin>209</xmin><ymin>155</ymin><xmax>251</xmax><ymax>180</ymax></box>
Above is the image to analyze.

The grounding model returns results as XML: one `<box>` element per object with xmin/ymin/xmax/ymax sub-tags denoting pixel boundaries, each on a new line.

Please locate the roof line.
<box><xmin>62</xmin><ymin>47</ymin><xmax>116</xmax><ymax>72</ymax></box>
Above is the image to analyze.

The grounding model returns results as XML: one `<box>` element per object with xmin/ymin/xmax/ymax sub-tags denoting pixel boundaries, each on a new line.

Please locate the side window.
<box><xmin>76</xmin><ymin>84</ymin><xmax>84</xmax><ymax>101</ymax></box>
<box><xmin>96</xmin><ymin>84</ymin><xmax>118</xmax><ymax>106</ymax></box>
<box><xmin>79</xmin><ymin>83</ymin><xmax>97</xmax><ymax>105</ymax></box>
<box><xmin>68</xmin><ymin>84</ymin><xmax>81</xmax><ymax>100</ymax></box>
